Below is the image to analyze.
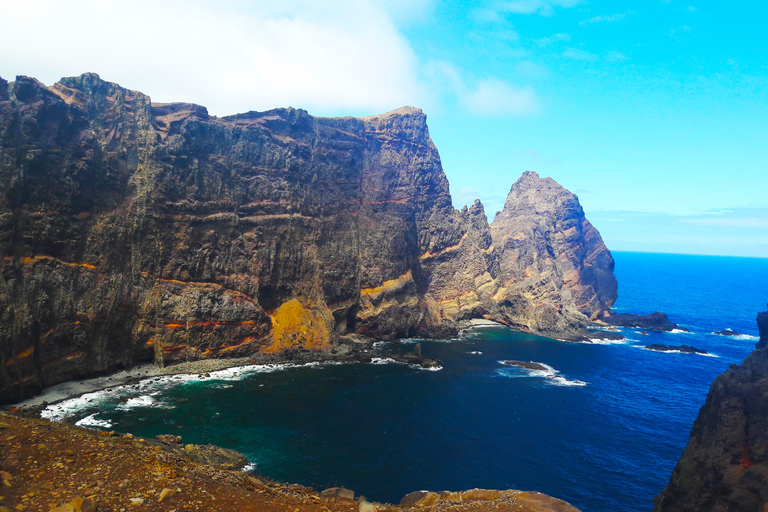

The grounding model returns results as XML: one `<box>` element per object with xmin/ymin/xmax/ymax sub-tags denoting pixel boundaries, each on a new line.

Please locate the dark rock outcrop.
<box><xmin>601</xmin><ymin>311</ymin><xmax>687</xmax><ymax>332</ymax></box>
<box><xmin>0</xmin><ymin>74</ymin><xmax>616</xmax><ymax>403</ymax></box>
<box><xmin>644</xmin><ymin>344</ymin><xmax>708</xmax><ymax>355</ymax></box>
<box><xmin>714</xmin><ymin>329</ymin><xmax>742</xmax><ymax>337</ymax></box>
<box><xmin>653</xmin><ymin>307</ymin><xmax>768</xmax><ymax>512</ymax></box>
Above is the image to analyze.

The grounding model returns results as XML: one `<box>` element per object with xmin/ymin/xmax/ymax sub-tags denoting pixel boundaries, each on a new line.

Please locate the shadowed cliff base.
<box><xmin>0</xmin><ymin>73</ymin><xmax>616</xmax><ymax>404</ymax></box>
<box><xmin>653</xmin><ymin>307</ymin><xmax>768</xmax><ymax>512</ymax></box>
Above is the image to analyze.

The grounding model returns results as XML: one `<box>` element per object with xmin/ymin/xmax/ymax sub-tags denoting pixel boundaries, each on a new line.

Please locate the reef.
<box><xmin>0</xmin><ymin>73</ymin><xmax>616</xmax><ymax>403</ymax></box>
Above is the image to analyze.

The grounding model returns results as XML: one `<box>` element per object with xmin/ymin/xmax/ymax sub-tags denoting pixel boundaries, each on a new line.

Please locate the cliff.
<box><xmin>653</xmin><ymin>307</ymin><xmax>768</xmax><ymax>512</ymax></box>
<box><xmin>0</xmin><ymin>73</ymin><xmax>617</xmax><ymax>403</ymax></box>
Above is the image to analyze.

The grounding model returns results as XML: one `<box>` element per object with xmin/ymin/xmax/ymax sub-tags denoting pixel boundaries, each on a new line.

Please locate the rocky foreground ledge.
<box><xmin>0</xmin><ymin>414</ymin><xmax>580</xmax><ymax>512</ymax></box>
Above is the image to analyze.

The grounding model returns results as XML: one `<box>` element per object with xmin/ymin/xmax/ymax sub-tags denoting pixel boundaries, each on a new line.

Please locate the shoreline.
<box><xmin>8</xmin><ymin>317</ymin><xmax>598</xmax><ymax>415</ymax></box>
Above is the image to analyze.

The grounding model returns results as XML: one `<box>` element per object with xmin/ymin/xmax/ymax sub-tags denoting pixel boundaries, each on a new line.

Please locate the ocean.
<box><xmin>43</xmin><ymin>251</ymin><xmax>768</xmax><ymax>512</ymax></box>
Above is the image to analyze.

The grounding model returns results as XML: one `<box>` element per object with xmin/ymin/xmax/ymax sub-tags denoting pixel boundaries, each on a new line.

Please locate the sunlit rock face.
<box><xmin>0</xmin><ymin>73</ymin><xmax>615</xmax><ymax>403</ymax></box>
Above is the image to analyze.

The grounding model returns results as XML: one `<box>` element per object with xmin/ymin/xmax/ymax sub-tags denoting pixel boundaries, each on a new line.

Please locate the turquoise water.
<box><xmin>48</xmin><ymin>252</ymin><xmax>768</xmax><ymax>512</ymax></box>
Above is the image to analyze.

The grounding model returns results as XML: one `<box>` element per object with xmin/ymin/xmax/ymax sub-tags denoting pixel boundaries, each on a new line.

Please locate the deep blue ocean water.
<box><xmin>46</xmin><ymin>252</ymin><xmax>768</xmax><ymax>512</ymax></box>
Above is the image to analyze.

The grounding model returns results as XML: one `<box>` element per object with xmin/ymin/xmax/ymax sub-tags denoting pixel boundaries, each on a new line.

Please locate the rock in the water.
<box><xmin>654</xmin><ymin>306</ymin><xmax>768</xmax><ymax>512</ymax></box>
<box><xmin>644</xmin><ymin>344</ymin><xmax>707</xmax><ymax>354</ymax></box>
<box><xmin>500</xmin><ymin>360</ymin><xmax>551</xmax><ymax>372</ymax></box>
<box><xmin>601</xmin><ymin>312</ymin><xmax>687</xmax><ymax>332</ymax></box>
<box><xmin>713</xmin><ymin>329</ymin><xmax>742</xmax><ymax>337</ymax></box>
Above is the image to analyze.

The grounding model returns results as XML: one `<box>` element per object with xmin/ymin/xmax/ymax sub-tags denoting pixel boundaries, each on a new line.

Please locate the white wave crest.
<box><xmin>496</xmin><ymin>362</ymin><xmax>587</xmax><ymax>387</ymax></box>
<box><xmin>468</xmin><ymin>351</ymin><xmax>483</xmax><ymax>355</ymax></box>
<box><xmin>588</xmin><ymin>337</ymin><xmax>627</xmax><ymax>345</ymax></box>
<box><xmin>75</xmin><ymin>413</ymin><xmax>112</xmax><ymax>429</ymax></box>
<box><xmin>117</xmin><ymin>395</ymin><xmax>158</xmax><ymax>410</ymax></box>
<box><xmin>669</xmin><ymin>329</ymin><xmax>694</xmax><ymax>334</ymax></box>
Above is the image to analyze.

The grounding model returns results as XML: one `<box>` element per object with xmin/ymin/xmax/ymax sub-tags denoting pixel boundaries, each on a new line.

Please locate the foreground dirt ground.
<box><xmin>0</xmin><ymin>414</ymin><xmax>579</xmax><ymax>512</ymax></box>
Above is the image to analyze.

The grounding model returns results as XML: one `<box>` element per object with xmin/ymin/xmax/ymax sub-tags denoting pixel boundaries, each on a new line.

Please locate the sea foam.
<box><xmin>495</xmin><ymin>361</ymin><xmax>587</xmax><ymax>387</ymax></box>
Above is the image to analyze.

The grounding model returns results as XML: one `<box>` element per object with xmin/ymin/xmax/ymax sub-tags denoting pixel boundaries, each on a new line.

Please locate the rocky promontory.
<box><xmin>0</xmin><ymin>73</ymin><xmax>616</xmax><ymax>403</ymax></box>
<box><xmin>653</xmin><ymin>307</ymin><xmax>768</xmax><ymax>511</ymax></box>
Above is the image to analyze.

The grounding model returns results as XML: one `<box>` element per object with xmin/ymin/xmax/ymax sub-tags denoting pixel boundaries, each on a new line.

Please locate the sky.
<box><xmin>0</xmin><ymin>0</ymin><xmax>766</xmax><ymax>257</ymax></box>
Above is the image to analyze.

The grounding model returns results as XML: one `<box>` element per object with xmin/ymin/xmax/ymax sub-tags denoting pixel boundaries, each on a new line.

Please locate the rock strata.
<box><xmin>653</xmin><ymin>306</ymin><xmax>768</xmax><ymax>512</ymax></box>
<box><xmin>0</xmin><ymin>73</ymin><xmax>616</xmax><ymax>403</ymax></box>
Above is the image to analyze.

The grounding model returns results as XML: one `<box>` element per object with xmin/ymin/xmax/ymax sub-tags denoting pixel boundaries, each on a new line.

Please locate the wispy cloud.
<box><xmin>587</xmin><ymin>208</ymin><xmax>768</xmax><ymax>258</ymax></box>
<box><xmin>464</xmin><ymin>79</ymin><xmax>540</xmax><ymax>116</ymax></box>
<box><xmin>606</xmin><ymin>51</ymin><xmax>629</xmax><ymax>62</ymax></box>
<box><xmin>479</xmin><ymin>0</ymin><xmax>581</xmax><ymax>19</ymax></box>
<box><xmin>563</xmin><ymin>48</ymin><xmax>598</xmax><ymax>61</ymax></box>
<box><xmin>535</xmin><ymin>33</ymin><xmax>571</xmax><ymax>47</ymax></box>
<box><xmin>580</xmin><ymin>11</ymin><xmax>634</xmax><ymax>25</ymax></box>
<box><xmin>428</xmin><ymin>61</ymin><xmax>540</xmax><ymax>117</ymax></box>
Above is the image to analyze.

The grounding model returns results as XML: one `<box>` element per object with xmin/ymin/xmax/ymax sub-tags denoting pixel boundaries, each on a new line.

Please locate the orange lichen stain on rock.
<box><xmin>264</xmin><ymin>299</ymin><xmax>332</xmax><ymax>353</ymax></box>
<box><xmin>419</xmin><ymin>233</ymin><xmax>468</xmax><ymax>260</ymax></box>
<box><xmin>13</xmin><ymin>255</ymin><xmax>97</xmax><ymax>270</ymax></box>
<box><xmin>164</xmin><ymin>320</ymin><xmax>256</xmax><ymax>329</ymax></box>
<box><xmin>5</xmin><ymin>346</ymin><xmax>35</xmax><ymax>367</ymax></box>
<box><xmin>741</xmin><ymin>444</ymin><xmax>754</xmax><ymax>468</ymax></box>
<box><xmin>40</xmin><ymin>351</ymin><xmax>86</xmax><ymax>370</ymax></box>
<box><xmin>360</xmin><ymin>270</ymin><xmax>413</xmax><ymax>297</ymax></box>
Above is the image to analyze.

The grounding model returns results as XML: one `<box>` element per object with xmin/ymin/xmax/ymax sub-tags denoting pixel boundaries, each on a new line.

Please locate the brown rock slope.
<box><xmin>653</xmin><ymin>307</ymin><xmax>768</xmax><ymax>512</ymax></box>
<box><xmin>0</xmin><ymin>414</ymin><xmax>581</xmax><ymax>512</ymax></box>
<box><xmin>0</xmin><ymin>73</ymin><xmax>616</xmax><ymax>404</ymax></box>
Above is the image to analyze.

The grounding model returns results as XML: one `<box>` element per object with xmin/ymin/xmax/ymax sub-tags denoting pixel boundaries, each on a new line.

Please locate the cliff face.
<box><xmin>0</xmin><ymin>74</ymin><xmax>616</xmax><ymax>403</ymax></box>
<box><xmin>654</xmin><ymin>309</ymin><xmax>768</xmax><ymax>512</ymax></box>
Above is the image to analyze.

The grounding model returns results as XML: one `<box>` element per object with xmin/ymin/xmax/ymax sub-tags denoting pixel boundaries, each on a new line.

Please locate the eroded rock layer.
<box><xmin>0</xmin><ymin>73</ymin><xmax>616</xmax><ymax>403</ymax></box>
<box><xmin>653</xmin><ymin>308</ymin><xmax>768</xmax><ymax>512</ymax></box>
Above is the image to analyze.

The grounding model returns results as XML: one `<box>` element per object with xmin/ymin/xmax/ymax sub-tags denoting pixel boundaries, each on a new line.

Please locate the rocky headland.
<box><xmin>653</xmin><ymin>307</ymin><xmax>768</xmax><ymax>512</ymax></box>
<box><xmin>0</xmin><ymin>73</ymin><xmax>618</xmax><ymax>404</ymax></box>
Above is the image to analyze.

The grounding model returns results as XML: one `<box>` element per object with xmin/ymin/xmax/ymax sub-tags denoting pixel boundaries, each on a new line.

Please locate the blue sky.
<box><xmin>1</xmin><ymin>0</ymin><xmax>766</xmax><ymax>257</ymax></box>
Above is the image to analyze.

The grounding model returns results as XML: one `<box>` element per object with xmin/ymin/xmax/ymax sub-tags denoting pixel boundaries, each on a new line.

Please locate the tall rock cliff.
<box><xmin>654</xmin><ymin>308</ymin><xmax>768</xmax><ymax>512</ymax></box>
<box><xmin>0</xmin><ymin>73</ymin><xmax>616</xmax><ymax>403</ymax></box>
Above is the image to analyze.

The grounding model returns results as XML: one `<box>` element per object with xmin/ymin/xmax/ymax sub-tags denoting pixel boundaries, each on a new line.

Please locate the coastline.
<box><xmin>8</xmin><ymin>317</ymin><xmax>601</xmax><ymax>416</ymax></box>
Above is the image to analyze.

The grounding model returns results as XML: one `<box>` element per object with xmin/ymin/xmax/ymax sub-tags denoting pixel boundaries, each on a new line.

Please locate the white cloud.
<box><xmin>427</xmin><ymin>61</ymin><xmax>540</xmax><ymax>117</ymax></box>
<box><xmin>580</xmin><ymin>11</ymin><xmax>634</xmax><ymax>25</ymax></box>
<box><xmin>535</xmin><ymin>33</ymin><xmax>572</xmax><ymax>47</ymax></box>
<box><xmin>0</xmin><ymin>0</ymin><xmax>430</xmax><ymax>116</ymax></box>
<box><xmin>563</xmin><ymin>48</ymin><xmax>598</xmax><ymax>61</ymax></box>
<box><xmin>464</xmin><ymin>79</ymin><xmax>539</xmax><ymax>116</ymax></box>
<box><xmin>606</xmin><ymin>51</ymin><xmax>629</xmax><ymax>62</ymax></box>
<box><xmin>495</xmin><ymin>0</ymin><xmax>581</xmax><ymax>16</ymax></box>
